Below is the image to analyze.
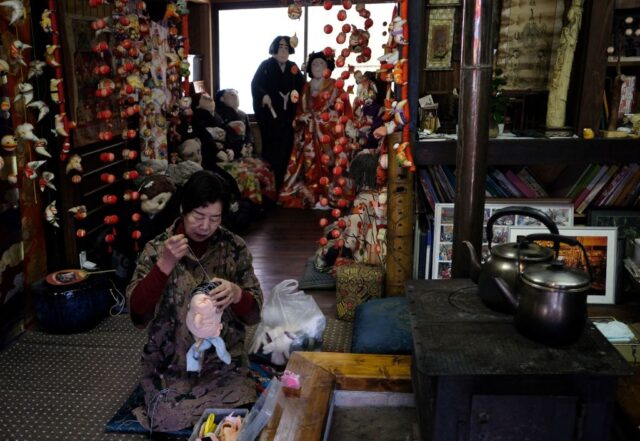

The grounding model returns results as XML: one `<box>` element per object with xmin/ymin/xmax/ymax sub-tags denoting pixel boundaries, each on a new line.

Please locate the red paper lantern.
<box><xmin>101</xmin><ymin>173</ymin><xmax>116</xmax><ymax>184</ymax></box>
<box><xmin>320</xmin><ymin>134</ymin><xmax>331</xmax><ymax>144</ymax></box>
<box><xmin>331</xmin><ymin>229</ymin><xmax>341</xmax><ymax>239</ymax></box>
<box><xmin>131</xmin><ymin>230</ymin><xmax>142</xmax><ymax>240</ymax></box>
<box><xmin>332</xmin><ymin>165</ymin><xmax>343</xmax><ymax>176</ymax></box>
<box><xmin>324</xmin><ymin>24</ymin><xmax>333</xmax><ymax>34</ymax></box>
<box><xmin>337</xmin><ymin>176</ymin><xmax>347</xmax><ymax>187</ymax></box>
<box><xmin>342</xmin><ymin>0</ymin><xmax>352</xmax><ymax>9</ymax></box>
<box><xmin>364</xmin><ymin>18</ymin><xmax>373</xmax><ymax>29</ymax></box>
<box><xmin>340</xmin><ymin>71</ymin><xmax>350</xmax><ymax>80</ymax></box>
<box><xmin>123</xmin><ymin>170</ymin><xmax>139</xmax><ymax>180</ymax></box>
<box><xmin>76</xmin><ymin>229</ymin><xmax>86</xmax><ymax>238</ymax></box>
<box><xmin>319</xmin><ymin>218</ymin><xmax>329</xmax><ymax>227</ymax></box>
<box><xmin>323</xmin><ymin>47</ymin><xmax>334</xmax><ymax>57</ymax></box>
<box><xmin>319</xmin><ymin>176</ymin><xmax>330</xmax><ymax>186</ymax></box>
<box><xmin>71</xmin><ymin>175</ymin><xmax>82</xmax><ymax>184</ymax></box>
<box><xmin>104</xmin><ymin>215</ymin><xmax>119</xmax><ymax>225</ymax></box>
<box><xmin>341</xmin><ymin>48</ymin><xmax>350</xmax><ymax>57</ymax></box>
<box><xmin>335</xmin><ymin>79</ymin><xmax>345</xmax><ymax>89</ymax></box>
<box><xmin>336</xmin><ymin>56</ymin><xmax>345</xmax><ymax>68</ymax></box>
<box><xmin>322</xmin><ymin>68</ymin><xmax>331</xmax><ymax>79</ymax></box>
<box><xmin>127</xmin><ymin>150</ymin><xmax>139</xmax><ymax>160</ymax></box>
<box><xmin>323</xmin><ymin>0</ymin><xmax>333</xmax><ymax>10</ymax></box>
<box><xmin>131</xmin><ymin>212</ymin><xmax>141</xmax><ymax>222</ymax></box>
<box><xmin>342</xmin><ymin>24</ymin><xmax>351</xmax><ymax>33</ymax></box>
<box><xmin>333</xmin><ymin>144</ymin><xmax>344</xmax><ymax>154</ymax></box>
<box><xmin>102</xmin><ymin>194</ymin><xmax>118</xmax><ymax>204</ymax></box>
<box><xmin>333</xmin><ymin>187</ymin><xmax>343</xmax><ymax>196</ymax></box>
<box><xmin>319</xmin><ymin>237</ymin><xmax>328</xmax><ymax>246</ymax></box>
<box><xmin>337</xmin><ymin>219</ymin><xmax>347</xmax><ymax>229</ymax></box>
<box><xmin>331</xmin><ymin>208</ymin><xmax>341</xmax><ymax>218</ymax></box>
<box><xmin>337</xmin><ymin>10</ymin><xmax>347</xmax><ymax>21</ymax></box>
<box><xmin>320</xmin><ymin>112</ymin><xmax>330</xmax><ymax>122</ymax></box>
<box><xmin>337</xmin><ymin>198</ymin><xmax>348</xmax><ymax>208</ymax></box>
<box><xmin>336</xmin><ymin>33</ymin><xmax>346</xmax><ymax>44</ymax></box>
<box><xmin>100</xmin><ymin>152</ymin><xmax>115</xmax><ymax>162</ymax></box>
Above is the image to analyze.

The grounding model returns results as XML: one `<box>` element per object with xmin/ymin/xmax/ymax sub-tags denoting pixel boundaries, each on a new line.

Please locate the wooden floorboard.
<box><xmin>243</xmin><ymin>207</ymin><xmax>337</xmax><ymax>319</ymax></box>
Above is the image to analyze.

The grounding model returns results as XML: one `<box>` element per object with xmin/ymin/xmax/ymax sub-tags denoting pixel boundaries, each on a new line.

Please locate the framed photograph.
<box><xmin>431</xmin><ymin>201</ymin><xmax>574</xmax><ymax>280</ymax></box>
<box><xmin>588</xmin><ymin>209</ymin><xmax>640</xmax><ymax>239</ymax></box>
<box><xmin>425</xmin><ymin>8</ymin><xmax>455</xmax><ymax>70</ymax></box>
<box><xmin>508</xmin><ymin>226</ymin><xmax>618</xmax><ymax>305</ymax></box>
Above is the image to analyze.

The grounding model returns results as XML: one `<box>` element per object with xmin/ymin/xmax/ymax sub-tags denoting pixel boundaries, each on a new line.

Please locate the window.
<box><xmin>217</xmin><ymin>2</ymin><xmax>397</xmax><ymax>114</ymax></box>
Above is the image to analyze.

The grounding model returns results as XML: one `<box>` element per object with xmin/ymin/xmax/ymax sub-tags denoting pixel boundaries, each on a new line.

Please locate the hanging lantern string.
<box><xmin>48</xmin><ymin>0</ymin><xmax>71</xmax><ymax>155</ymax></box>
<box><xmin>182</xmin><ymin>12</ymin><xmax>190</xmax><ymax>96</ymax></box>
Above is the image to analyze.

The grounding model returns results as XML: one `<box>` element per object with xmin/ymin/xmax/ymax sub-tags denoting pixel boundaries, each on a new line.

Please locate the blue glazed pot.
<box><xmin>32</xmin><ymin>277</ymin><xmax>112</xmax><ymax>334</ymax></box>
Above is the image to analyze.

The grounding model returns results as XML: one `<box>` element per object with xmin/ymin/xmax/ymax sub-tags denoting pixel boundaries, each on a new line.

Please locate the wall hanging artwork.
<box><xmin>495</xmin><ymin>0</ymin><xmax>565</xmax><ymax>91</ymax></box>
<box><xmin>425</xmin><ymin>7</ymin><xmax>455</xmax><ymax>70</ymax></box>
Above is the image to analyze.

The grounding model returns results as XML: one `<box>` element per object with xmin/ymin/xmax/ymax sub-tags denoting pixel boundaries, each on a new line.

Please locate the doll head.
<box><xmin>269</xmin><ymin>36</ymin><xmax>295</xmax><ymax>64</ymax></box>
<box><xmin>215</xmin><ymin>89</ymin><xmax>240</xmax><ymax>112</ymax></box>
<box><xmin>177</xmin><ymin>137</ymin><xmax>202</xmax><ymax>164</ymax></box>
<box><xmin>139</xmin><ymin>174</ymin><xmax>176</xmax><ymax>216</ymax></box>
<box><xmin>307</xmin><ymin>52</ymin><xmax>335</xmax><ymax>80</ymax></box>
<box><xmin>186</xmin><ymin>282</ymin><xmax>224</xmax><ymax>339</ymax></box>
<box><xmin>195</xmin><ymin>93</ymin><xmax>215</xmax><ymax>114</ymax></box>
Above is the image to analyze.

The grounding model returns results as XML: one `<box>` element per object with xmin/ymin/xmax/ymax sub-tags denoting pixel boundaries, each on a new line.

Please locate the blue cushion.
<box><xmin>350</xmin><ymin>297</ymin><xmax>413</xmax><ymax>354</ymax></box>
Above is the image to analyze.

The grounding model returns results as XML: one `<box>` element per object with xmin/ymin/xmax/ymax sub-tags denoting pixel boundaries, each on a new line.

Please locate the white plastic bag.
<box><xmin>249</xmin><ymin>279</ymin><xmax>326</xmax><ymax>365</ymax></box>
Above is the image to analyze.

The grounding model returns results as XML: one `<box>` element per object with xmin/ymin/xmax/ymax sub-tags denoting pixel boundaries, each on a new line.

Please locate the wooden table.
<box><xmin>259</xmin><ymin>352</ymin><xmax>412</xmax><ymax>441</ymax></box>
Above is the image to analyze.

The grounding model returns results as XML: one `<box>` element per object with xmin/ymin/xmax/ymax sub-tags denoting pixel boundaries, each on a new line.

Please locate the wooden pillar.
<box><xmin>386</xmin><ymin>132</ymin><xmax>414</xmax><ymax>296</ymax></box>
<box><xmin>451</xmin><ymin>0</ymin><xmax>493</xmax><ymax>278</ymax></box>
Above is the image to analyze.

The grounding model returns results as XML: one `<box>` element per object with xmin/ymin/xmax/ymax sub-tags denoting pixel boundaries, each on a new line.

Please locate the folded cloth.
<box><xmin>594</xmin><ymin>321</ymin><xmax>636</xmax><ymax>343</ymax></box>
<box><xmin>186</xmin><ymin>336</ymin><xmax>231</xmax><ymax>372</ymax></box>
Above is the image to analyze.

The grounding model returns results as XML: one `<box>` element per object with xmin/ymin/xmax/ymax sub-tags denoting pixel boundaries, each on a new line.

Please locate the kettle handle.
<box><xmin>486</xmin><ymin>206</ymin><xmax>559</xmax><ymax>251</ymax></box>
<box><xmin>521</xmin><ymin>233</ymin><xmax>593</xmax><ymax>282</ymax></box>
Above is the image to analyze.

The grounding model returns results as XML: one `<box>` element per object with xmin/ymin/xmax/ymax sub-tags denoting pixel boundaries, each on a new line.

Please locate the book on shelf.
<box><xmin>602</xmin><ymin>164</ymin><xmax>640</xmax><ymax>207</ymax></box>
<box><xmin>490</xmin><ymin>168</ymin><xmax>523</xmax><ymax>198</ymax></box>
<box><xmin>564</xmin><ymin>164</ymin><xmax>598</xmax><ymax>200</ymax></box>
<box><xmin>576</xmin><ymin>165</ymin><xmax>620</xmax><ymax>214</ymax></box>
<box><xmin>504</xmin><ymin>169</ymin><xmax>538</xmax><ymax>198</ymax></box>
<box><xmin>516</xmin><ymin>167</ymin><xmax>548</xmax><ymax>197</ymax></box>
<box><xmin>485</xmin><ymin>172</ymin><xmax>509</xmax><ymax>198</ymax></box>
<box><xmin>427</xmin><ymin>166</ymin><xmax>449</xmax><ymax>202</ymax></box>
<box><xmin>573</xmin><ymin>165</ymin><xmax>609</xmax><ymax>209</ymax></box>
<box><xmin>418</xmin><ymin>167</ymin><xmax>439</xmax><ymax>210</ymax></box>
<box><xmin>593</xmin><ymin>164</ymin><xmax>634</xmax><ymax>207</ymax></box>
<box><xmin>618</xmin><ymin>167</ymin><xmax>640</xmax><ymax>206</ymax></box>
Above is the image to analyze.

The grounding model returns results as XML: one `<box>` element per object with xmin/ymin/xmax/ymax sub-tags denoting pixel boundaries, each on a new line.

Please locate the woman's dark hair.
<box><xmin>181</xmin><ymin>170</ymin><xmax>230</xmax><ymax>215</ymax></box>
<box><xmin>307</xmin><ymin>51</ymin><xmax>335</xmax><ymax>72</ymax></box>
<box><xmin>268</xmin><ymin>36</ymin><xmax>295</xmax><ymax>55</ymax></box>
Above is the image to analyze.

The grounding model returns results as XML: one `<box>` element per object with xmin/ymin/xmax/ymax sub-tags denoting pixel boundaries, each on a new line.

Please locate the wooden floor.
<box><xmin>242</xmin><ymin>206</ymin><xmax>337</xmax><ymax>319</ymax></box>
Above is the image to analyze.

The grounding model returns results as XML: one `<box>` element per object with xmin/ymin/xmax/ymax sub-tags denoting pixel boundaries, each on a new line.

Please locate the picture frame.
<box><xmin>431</xmin><ymin>201</ymin><xmax>574</xmax><ymax>280</ymax></box>
<box><xmin>425</xmin><ymin>8</ymin><xmax>455</xmax><ymax>70</ymax></box>
<box><xmin>587</xmin><ymin>209</ymin><xmax>640</xmax><ymax>239</ymax></box>
<box><xmin>508</xmin><ymin>226</ymin><xmax>618</xmax><ymax>305</ymax></box>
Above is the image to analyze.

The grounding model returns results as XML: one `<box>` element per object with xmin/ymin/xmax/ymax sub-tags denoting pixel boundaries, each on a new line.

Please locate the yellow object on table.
<box><xmin>201</xmin><ymin>412</ymin><xmax>217</xmax><ymax>437</ymax></box>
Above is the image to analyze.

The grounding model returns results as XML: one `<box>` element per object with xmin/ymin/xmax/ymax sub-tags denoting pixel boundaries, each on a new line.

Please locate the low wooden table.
<box><xmin>406</xmin><ymin>278</ymin><xmax>634</xmax><ymax>441</ymax></box>
<box><xmin>260</xmin><ymin>352</ymin><xmax>412</xmax><ymax>441</ymax></box>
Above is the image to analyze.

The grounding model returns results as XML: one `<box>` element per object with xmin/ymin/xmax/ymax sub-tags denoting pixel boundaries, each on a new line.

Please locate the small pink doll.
<box><xmin>186</xmin><ymin>282</ymin><xmax>231</xmax><ymax>372</ymax></box>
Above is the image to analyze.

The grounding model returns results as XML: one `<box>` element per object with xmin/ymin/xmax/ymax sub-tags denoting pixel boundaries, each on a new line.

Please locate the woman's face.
<box><xmin>310</xmin><ymin>57</ymin><xmax>327</xmax><ymax>79</ymax></box>
<box><xmin>183</xmin><ymin>201</ymin><xmax>223</xmax><ymax>242</ymax></box>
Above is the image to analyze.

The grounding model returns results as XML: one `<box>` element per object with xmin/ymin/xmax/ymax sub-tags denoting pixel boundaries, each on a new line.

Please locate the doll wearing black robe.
<box><xmin>251</xmin><ymin>36</ymin><xmax>305</xmax><ymax>189</ymax></box>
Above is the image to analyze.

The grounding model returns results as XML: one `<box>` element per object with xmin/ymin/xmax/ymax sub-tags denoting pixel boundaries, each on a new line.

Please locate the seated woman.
<box><xmin>214</xmin><ymin>88</ymin><xmax>277</xmax><ymax>207</ymax></box>
<box><xmin>126</xmin><ymin>170</ymin><xmax>263</xmax><ymax>432</ymax></box>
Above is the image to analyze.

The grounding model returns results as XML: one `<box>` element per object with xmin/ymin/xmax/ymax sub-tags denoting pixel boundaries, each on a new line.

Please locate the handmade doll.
<box><xmin>214</xmin><ymin>88</ymin><xmax>277</xmax><ymax>206</ymax></box>
<box><xmin>185</xmin><ymin>282</ymin><xmax>231</xmax><ymax>372</ymax></box>
<box><xmin>278</xmin><ymin>51</ymin><xmax>354</xmax><ymax>209</ymax></box>
<box><xmin>135</xmin><ymin>174</ymin><xmax>180</xmax><ymax>249</ymax></box>
<box><xmin>251</xmin><ymin>36</ymin><xmax>306</xmax><ymax>189</ymax></box>
<box><xmin>191</xmin><ymin>93</ymin><xmax>234</xmax><ymax>169</ymax></box>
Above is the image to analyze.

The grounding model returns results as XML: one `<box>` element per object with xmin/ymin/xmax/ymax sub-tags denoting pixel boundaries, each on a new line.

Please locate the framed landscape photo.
<box><xmin>508</xmin><ymin>226</ymin><xmax>618</xmax><ymax>305</ymax></box>
<box><xmin>431</xmin><ymin>201</ymin><xmax>574</xmax><ymax>280</ymax></box>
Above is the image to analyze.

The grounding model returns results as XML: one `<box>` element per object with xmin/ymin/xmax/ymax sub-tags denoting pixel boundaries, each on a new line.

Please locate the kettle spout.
<box><xmin>464</xmin><ymin>240</ymin><xmax>482</xmax><ymax>283</ymax></box>
<box><xmin>494</xmin><ymin>276</ymin><xmax>518</xmax><ymax>311</ymax></box>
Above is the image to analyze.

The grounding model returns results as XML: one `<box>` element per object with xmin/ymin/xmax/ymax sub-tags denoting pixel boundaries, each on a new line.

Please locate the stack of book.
<box><xmin>566</xmin><ymin>163</ymin><xmax>640</xmax><ymax>214</ymax></box>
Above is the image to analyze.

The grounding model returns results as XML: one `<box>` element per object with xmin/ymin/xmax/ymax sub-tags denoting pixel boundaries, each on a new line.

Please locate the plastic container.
<box><xmin>189</xmin><ymin>408</ymin><xmax>249</xmax><ymax>441</ymax></box>
<box><xmin>236</xmin><ymin>379</ymin><xmax>282</xmax><ymax>441</ymax></box>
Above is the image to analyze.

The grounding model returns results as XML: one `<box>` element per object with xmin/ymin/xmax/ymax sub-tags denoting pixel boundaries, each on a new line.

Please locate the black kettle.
<box><xmin>494</xmin><ymin>233</ymin><xmax>593</xmax><ymax>346</ymax></box>
<box><xmin>465</xmin><ymin>206</ymin><xmax>560</xmax><ymax>313</ymax></box>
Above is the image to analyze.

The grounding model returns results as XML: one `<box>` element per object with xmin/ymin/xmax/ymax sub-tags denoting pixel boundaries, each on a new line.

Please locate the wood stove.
<box><xmin>406</xmin><ymin>279</ymin><xmax>633</xmax><ymax>441</ymax></box>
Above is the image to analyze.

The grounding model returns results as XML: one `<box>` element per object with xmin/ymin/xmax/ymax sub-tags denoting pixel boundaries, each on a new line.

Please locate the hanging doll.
<box><xmin>214</xmin><ymin>88</ymin><xmax>277</xmax><ymax>206</ymax></box>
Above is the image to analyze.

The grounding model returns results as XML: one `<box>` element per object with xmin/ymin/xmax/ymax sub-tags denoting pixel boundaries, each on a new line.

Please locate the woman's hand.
<box><xmin>209</xmin><ymin>278</ymin><xmax>242</xmax><ymax>309</ymax></box>
<box><xmin>157</xmin><ymin>234</ymin><xmax>189</xmax><ymax>275</ymax></box>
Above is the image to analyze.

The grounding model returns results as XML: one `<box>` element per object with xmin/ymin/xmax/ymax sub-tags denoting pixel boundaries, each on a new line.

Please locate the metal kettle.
<box><xmin>494</xmin><ymin>233</ymin><xmax>593</xmax><ymax>346</ymax></box>
<box><xmin>465</xmin><ymin>206</ymin><xmax>560</xmax><ymax>313</ymax></box>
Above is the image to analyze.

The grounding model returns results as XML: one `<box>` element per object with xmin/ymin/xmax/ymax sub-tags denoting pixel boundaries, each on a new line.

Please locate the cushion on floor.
<box><xmin>298</xmin><ymin>257</ymin><xmax>336</xmax><ymax>290</ymax></box>
<box><xmin>350</xmin><ymin>297</ymin><xmax>413</xmax><ymax>354</ymax></box>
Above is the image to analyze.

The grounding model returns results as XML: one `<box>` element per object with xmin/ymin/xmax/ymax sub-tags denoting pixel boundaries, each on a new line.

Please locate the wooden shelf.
<box><xmin>413</xmin><ymin>138</ymin><xmax>640</xmax><ymax>166</ymax></box>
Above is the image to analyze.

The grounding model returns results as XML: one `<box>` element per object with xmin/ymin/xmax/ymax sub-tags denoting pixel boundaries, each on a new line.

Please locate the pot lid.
<box><xmin>492</xmin><ymin>242</ymin><xmax>555</xmax><ymax>261</ymax></box>
<box><xmin>522</xmin><ymin>260</ymin><xmax>591</xmax><ymax>290</ymax></box>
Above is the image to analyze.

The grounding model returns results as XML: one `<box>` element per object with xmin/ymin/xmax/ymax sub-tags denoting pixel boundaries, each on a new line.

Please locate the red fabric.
<box><xmin>231</xmin><ymin>291</ymin><xmax>256</xmax><ymax>316</ymax></box>
<box><xmin>129</xmin><ymin>265</ymin><xmax>169</xmax><ymax>317</ymax></box>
